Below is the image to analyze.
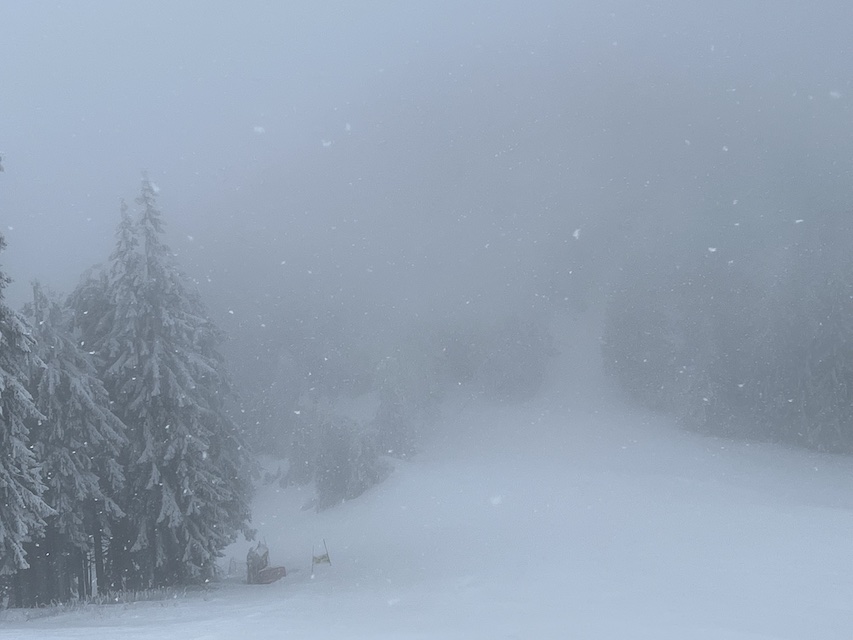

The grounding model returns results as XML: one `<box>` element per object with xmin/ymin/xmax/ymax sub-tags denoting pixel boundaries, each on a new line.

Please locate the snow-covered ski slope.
<box><xmin>4</xmin><ymin>313</ymin><xmax>853</xmax><ymax>639</ymax></box>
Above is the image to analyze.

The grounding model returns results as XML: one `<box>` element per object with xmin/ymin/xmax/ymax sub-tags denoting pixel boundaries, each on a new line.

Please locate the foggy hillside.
<box><xmin>1</xmin><ymin>1</ymin><xmax>853</xmax><ymax>635</ymax></box>
<box><xmin>4</xmin><ymin>312</ymin><xmax>853</xmax><ymax>638</ymax></box>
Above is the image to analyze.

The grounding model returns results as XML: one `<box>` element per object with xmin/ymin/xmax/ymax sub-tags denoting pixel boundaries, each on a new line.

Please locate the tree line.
<box><xmin>603</xmin><ymin>213</ymin><xmax>853</xmax><ymax>453</ymax></box>
<box><xmin>0</xmin><ymin>175</ymin><xmax>252</xmax><ymax>607</ymax></box>
<box><xmin>247</xmin><ymin>304</ymin><xmax>556</xmax><ymax>510</ymax></box>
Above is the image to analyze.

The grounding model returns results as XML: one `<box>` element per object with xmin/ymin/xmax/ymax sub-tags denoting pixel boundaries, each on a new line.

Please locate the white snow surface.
<box><xmin>3</xmin><ymin>314</ymin><xmax>853</xmax><ymax>639</ymax></box>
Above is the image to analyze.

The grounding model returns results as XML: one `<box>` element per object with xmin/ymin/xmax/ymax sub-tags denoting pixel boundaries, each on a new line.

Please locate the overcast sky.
<box><xmin>3</xmin><ymin>0</ymin><xmax>853</xmax><ymax>330</ymax></box>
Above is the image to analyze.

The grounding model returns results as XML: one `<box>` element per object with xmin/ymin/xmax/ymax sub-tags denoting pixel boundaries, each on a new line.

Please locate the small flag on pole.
<box><xmin>311</xmin><ymin>539</ymin><xmax>331</xmax><ymax>574</ymax></box>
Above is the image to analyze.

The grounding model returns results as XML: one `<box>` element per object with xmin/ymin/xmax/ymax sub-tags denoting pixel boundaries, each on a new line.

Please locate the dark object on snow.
<box><xmin>256</xmin><ymin>565</ymin><xmax>288</xmax><ymax>584</ymax></box>
<box><xmin>247</xmin><ymin>541</ymin><xmax>287</xmax><ymax>584</ymax></box>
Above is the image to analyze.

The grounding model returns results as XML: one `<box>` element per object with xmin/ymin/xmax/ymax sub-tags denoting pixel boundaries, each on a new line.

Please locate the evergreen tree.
<box><xmin>20</xmin><ymin>282</ymin><xmax>127</xmax><ymax>602</ymax></box>
<box><xmin>373</xmin><ymin>356</ymin><xmax>417</xmax><ymax>458</ymax></box>
<box><xmin>71</xmin><ymin>177</ymin><xmax>252</xmax><ymax>588</ymax></box>
<box><xmin>70</xmin><ymin>200</ymin><xmax>139</xmax><ymax>359</ymax></box>
<box><xmin>315</xmin><ymin>413</ymin><xmax>390</xmax><ymax>511</ymax></box>
<box><xmin>68</xmin><ymin>200</ymin><xmax>143</xmax><ymax>591</ymax></box>
<box><xmin>603</xmin><ymin>213</ymin><xmax>853</xmax><ymax>452</ymax></box>
<box><xmin>0</xmin><ymin>235</ymin><xmax>52</xmax><ymax>582</ymax></box>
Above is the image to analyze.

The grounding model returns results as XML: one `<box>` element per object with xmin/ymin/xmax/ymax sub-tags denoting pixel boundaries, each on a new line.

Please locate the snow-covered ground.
<box><xmin>4</xmin><ymin>315</ymin><xmax>853</xmax><ymax>639</ymax></box>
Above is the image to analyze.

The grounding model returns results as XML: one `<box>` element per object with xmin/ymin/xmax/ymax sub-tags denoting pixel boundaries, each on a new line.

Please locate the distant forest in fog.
<box><xmin>605</xmin><ymin>212</ymin><xmax>853</xmax><ymax>452</ymax></box>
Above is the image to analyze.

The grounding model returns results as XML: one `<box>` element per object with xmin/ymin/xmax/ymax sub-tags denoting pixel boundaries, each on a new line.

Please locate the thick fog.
<box><xmin>5</xmin><ymin>2</ymin><xmax>853</xmax><ymax>634</ymax></box>
<box><xmin>4</xmin><ymin>4</ymin><xmax>850</xmax><ymax>305</ymax></box>
<box><xmin>4</xmin><ymin>1</ymin><xmax>853</xmax><ymax>427</ymax></box>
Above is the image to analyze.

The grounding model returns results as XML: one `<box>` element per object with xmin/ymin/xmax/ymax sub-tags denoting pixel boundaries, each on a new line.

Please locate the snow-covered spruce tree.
<box><xmin>68</xmin><ymin>200</ymin><xmax>140</xmax><ymax>591</ymax></box>
<box><xmin>0</xmin><ymin>234</ymin><xmax>52</xmax><ymax>597</ymax></box>
<box><xmin>18</xmin><ymin>282</ymin><xmax>127</xmax><ymax>603</ymax></box>
<box><xmin>70</xmin><ymin>177</ymin><xmax>252</xmax><ymax>589</ymax></box>
<box><xmin>315</xmin><ymin>413</ymin><xmax>390</xmax><ymax>511</ymax></box>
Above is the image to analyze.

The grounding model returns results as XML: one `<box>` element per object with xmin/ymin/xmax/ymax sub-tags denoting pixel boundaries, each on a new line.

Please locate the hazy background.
<box><xmin>3</xmin><ymin>0</ymin><xmax>853</xmax><ymax>416</ymax></box>
<box><xmin>4</xmin><ymin>4</ymin><xmax>853</xmax><ymax>632</ymax></box>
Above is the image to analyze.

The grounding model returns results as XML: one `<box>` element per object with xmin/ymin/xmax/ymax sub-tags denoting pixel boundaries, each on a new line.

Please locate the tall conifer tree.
<box><xmin>21</xmin><ymin>283</ymin><xmax>127</xmax><ymax>600</ymax></box>
<box><xmin>0</xmin><ymin>235</ymin><xmax>51</xmax><ymax>582</ymax></box>
<box><xmin>71</xmin><ymin>176</ymin><xmax>252</xmax><ymax>588</ymax></box>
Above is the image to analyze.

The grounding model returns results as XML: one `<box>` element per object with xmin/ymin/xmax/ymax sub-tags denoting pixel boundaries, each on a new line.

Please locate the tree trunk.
<box><xmin>92</xmin><ymin>518</ymin><xmax>105</xmax><ymax>595</ymax></box>
<box><xmin>11</xmin><ymin>571</ymin><xmax>23</xmax><ymax>608</ymax></box>
<box><xmin>82</xmin><ymin>547</ymin><xmax>91</xmax><ymax>598</ymax></box>
<box><xmin>107</xmin><ymin>518</ymin><xmax>131</xmax><ymax>592</ymax></box>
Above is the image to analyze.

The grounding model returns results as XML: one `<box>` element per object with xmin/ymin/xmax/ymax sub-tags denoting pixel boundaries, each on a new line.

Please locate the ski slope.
<box><xmin>3</xmin><ymin>315</ymin><xmax>853</xmax><ymax>639</ymax></box>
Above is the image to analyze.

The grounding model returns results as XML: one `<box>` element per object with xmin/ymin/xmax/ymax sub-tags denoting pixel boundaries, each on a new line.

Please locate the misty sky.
<box><xmin>3</xmin><ymin>0</ymin><xmax>853</xmax><ymax>333</ymax></box>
